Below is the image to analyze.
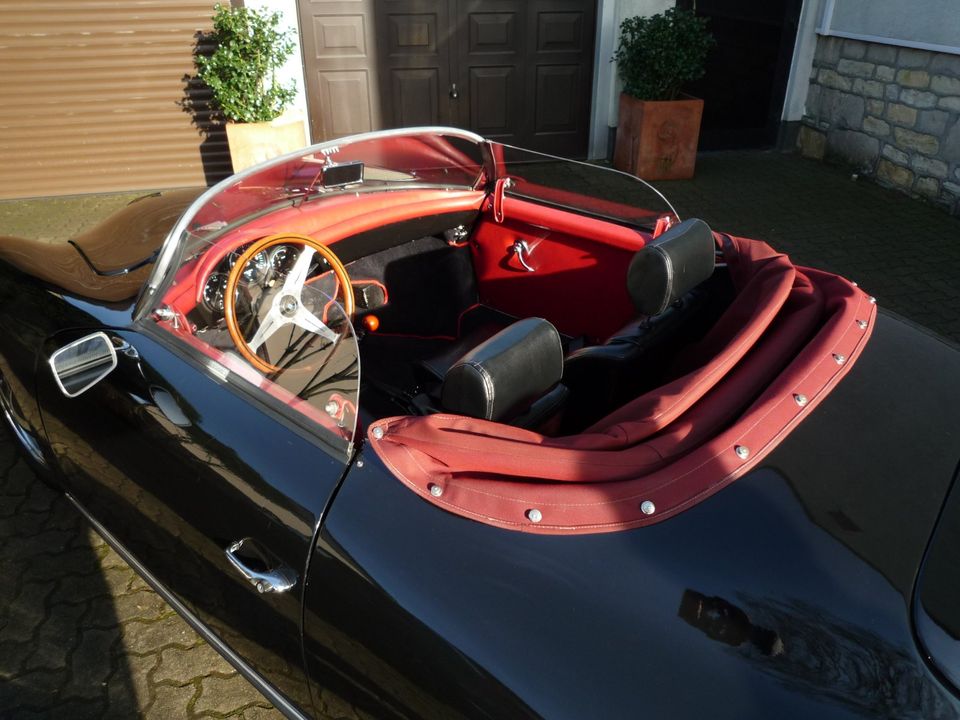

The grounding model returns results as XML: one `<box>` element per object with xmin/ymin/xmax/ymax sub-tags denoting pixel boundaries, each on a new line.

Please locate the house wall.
<box><xmin>795</xmin><ymin>0</ymin><xmax>960</xmax><ymax>215</ymax></box>
<box><xmin>590</xmin><ymin>0</ymin><xmax>674</xmax><ymax>158</ymax></box>
<box><xmin>798</xmin><ymin>36</ymin><xmax>960</xmax><ymax>215</ymax></box>
<box><xmin>245</xmin><ymin>0</ymin><xmax>311</xmax><ymax>141</ymax></box>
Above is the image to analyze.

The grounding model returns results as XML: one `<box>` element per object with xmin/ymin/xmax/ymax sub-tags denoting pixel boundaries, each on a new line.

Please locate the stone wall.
<box><xmin>797</xmin><ymin>35</ymin><xmax>960</xmax><ymax>215</ymax></box>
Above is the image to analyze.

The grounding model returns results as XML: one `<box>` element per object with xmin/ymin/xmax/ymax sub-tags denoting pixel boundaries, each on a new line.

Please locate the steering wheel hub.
<box><xmin>279</xmin><ymin>295</ymin><xmax>299</xmax><ymax>317</ymax></box>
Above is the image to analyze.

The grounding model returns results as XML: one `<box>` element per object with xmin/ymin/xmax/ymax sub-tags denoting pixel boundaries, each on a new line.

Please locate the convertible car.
<box><xmin>1</xmin><ymin>128</ymin><xmax>959</xmax><ymax>719</ymax></box>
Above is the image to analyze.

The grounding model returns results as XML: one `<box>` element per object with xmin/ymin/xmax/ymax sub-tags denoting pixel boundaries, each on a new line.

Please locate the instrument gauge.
<box><xmin>202</xmin><ymin>272</ymin><xmax>228</xmax><ymax>312</ymax></box>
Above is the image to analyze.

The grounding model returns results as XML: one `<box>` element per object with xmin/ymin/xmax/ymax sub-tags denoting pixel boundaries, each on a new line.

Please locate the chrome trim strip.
<box><xmin>65</xmin><ymin>493</ymin><xmax>311</xmax><ymax>720</ymax></box>
<box><xmin>135</xmin><ymin>126</ymin><xmax>486</xmax><ymax>321</ymax></box>
<box><xmin>0</xmin><ymin>375</ymin><xmax>47</xmax><ymax>467</ymax></box>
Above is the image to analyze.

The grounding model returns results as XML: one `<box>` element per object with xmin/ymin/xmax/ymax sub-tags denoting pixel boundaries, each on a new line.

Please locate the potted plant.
<box><xmin>197</xmin><ymin>3</ymin><xmax>305</xmax><ymax>172</ymax></box>
<box><xmin>612</xmin><ymin>8</ymin><xmax>713</xmax><ymax>180</ymax></box>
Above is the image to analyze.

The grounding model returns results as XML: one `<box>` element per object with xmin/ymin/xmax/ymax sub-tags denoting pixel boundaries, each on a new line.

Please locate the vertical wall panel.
<box><xmin>299</xmin><ymin>0</ymin><xmax>380</xmax><ymax>141</ymax></box>
<box><xmin>0</xmin><ymin>1</ymin><xmax>230</xmax><ymax>199</ymax></box>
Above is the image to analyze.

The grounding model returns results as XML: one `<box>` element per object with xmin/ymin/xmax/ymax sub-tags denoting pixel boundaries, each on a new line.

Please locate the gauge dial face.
<box><xmin>228</xmin><ymin>249</ymin><xmax>270</xmax><ymax>283</ymax></box>
<box><xmin>270</xmin><ymin>245</ymin><xmax>295</xmax><ymax>274</ymax></box>
<box><xmin>202</xmin><ymin>272</ymin><xmax>228</xmax><ymax>312</ymax></box>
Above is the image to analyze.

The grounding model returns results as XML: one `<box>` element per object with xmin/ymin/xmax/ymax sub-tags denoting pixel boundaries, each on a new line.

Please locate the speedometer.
<box><xmin>228</xmin><ymin>249</ymin><xmax>270</xmax><ymax>283</ymax></box>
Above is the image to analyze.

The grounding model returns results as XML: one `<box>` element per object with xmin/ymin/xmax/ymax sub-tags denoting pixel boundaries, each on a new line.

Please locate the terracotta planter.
<box><xmin>613</xmin><ymin>94</ymin><xmax>704</xmax><ymax>180</ymax></box>
<box><xmin>225</xmin><ymin>114</ymin><xmax>307</xmax><ymax>173</ymax></box>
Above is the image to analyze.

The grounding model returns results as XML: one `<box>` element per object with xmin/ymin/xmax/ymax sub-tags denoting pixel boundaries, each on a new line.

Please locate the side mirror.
<box><xmin>49</xmin><ymin>332</ymin><xmax>118</xmax><ymax>398</ymax></box>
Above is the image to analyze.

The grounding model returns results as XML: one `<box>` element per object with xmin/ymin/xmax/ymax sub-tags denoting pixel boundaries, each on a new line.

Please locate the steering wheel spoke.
<box><xmin>222</xmin><ymin>234</ymin><xmax>356</xmax><ymax>374</ymax></box>
<box><xmin>282</xmin><ymin>246</ymin><xmax>316</xmax><ymax>296</ymax></box>
<box><xmin>292</xmin><ymin>306</ymin><xmax>339</xmax><ymax>344</ymax></box>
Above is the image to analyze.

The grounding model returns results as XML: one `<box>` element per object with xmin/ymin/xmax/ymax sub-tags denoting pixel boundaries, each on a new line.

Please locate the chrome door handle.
<box><xmin>225</xmin><ymin>538</ymin><xmax>297</xmax><ymax>594</ymax></box>
<box><xmin>512</xmin><ymin>240</ymin><xmax>535</xmax><ymax>272</ymax></box>
<box><xmin>449</xmin><ymin>82</ymin><xmax>459</xmax><ymax>99</ymax></box>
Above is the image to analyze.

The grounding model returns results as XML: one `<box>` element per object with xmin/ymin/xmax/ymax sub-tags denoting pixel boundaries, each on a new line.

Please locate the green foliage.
<box><xmin>614</xmin><ymin>7</ymin><xmax>714</xmax><ymax>101</ymax></box>
<box><xmin>196</xmin><ymin>3</ymin><xmax>297</xmax><ymax>123</ymax></box>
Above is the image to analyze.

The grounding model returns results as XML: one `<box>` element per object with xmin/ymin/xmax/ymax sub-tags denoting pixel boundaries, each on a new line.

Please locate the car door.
<box><xmin>36</xmin><ymin>318</ymin><xmax>360</xmax><ymax>715</ymax></box>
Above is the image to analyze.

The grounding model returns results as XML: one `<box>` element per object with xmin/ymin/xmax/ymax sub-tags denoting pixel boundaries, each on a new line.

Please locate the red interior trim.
<box><xmin>161</xmin><ymin>190</ymin><xmax>485</xmax><ymax>317</ymax></box>
<box><xmin>470</xmin><ymin>197</ymin><xmax>647</xmax><ymax>340</ymax></box>
<box><xmin>368</xmin><ymin>234</ymin><xmax>877</xmax><ymax>535</ymax></box>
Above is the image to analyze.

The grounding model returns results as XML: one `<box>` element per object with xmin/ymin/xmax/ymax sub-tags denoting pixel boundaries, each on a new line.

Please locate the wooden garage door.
<box><xmin>0</xmin><ymin>1</ymin><xmax>229</xmax><ymax>200</ymax></box>
<box><xmin>300</xmin><ymin>0</ymin><xmax>596</xmax><ymax>156</ymax></box>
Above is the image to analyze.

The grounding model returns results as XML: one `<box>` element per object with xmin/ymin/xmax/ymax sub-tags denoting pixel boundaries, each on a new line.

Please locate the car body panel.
<box><xmin>34</xmin><ymin>321</ymin><xmax>349</xmax><ymax>713</ymax></box>
<box><xmin>304</xmin><ymin>312</ymin><xmax>960</xmax><ymax>719</ymax></box>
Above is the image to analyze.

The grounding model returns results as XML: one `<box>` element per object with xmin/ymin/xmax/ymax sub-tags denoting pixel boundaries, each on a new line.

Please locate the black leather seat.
<box><xmin>441</xmin><ymin>317</ymin><xmax>568</xmax><ymax>432</ymax></box>
<box><xmin>562</xmin><ymin>218</ymin><xmax>718</xmax><ymax>430</ymax></box>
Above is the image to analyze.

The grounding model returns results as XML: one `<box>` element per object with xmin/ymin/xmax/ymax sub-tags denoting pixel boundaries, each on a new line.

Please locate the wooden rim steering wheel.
<box><xmin>223</xmin><ymin>233</ymin><xmax>355</xmax><ymax>374</ymax></box>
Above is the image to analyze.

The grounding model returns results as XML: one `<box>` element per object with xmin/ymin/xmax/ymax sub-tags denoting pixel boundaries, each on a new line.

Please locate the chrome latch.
<box><xmin>512</xmin><ymin>240</ymin><xmax>535</xmax><ymax>272</ymax></box>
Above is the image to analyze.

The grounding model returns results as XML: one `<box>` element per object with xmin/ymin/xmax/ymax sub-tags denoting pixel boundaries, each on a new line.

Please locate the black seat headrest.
<box><xmin>627</xmin><ymin>218</ymin><xmax>716</xmax><ymax>316</ymax></box>
<box><xmin>442</xmin><ymin>318</ymin><xmax>564</xmax><ymax>423</ymax></box>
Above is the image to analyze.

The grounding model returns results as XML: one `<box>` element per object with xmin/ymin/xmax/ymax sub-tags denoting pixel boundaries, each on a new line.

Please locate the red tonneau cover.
<box><xmin>368</xmin><ymin>234</ymin><xmax>876</xmax><ymax>534</ymax></box>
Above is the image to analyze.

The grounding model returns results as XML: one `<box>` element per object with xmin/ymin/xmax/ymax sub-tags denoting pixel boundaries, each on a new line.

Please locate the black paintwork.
<box><xmin>303</xmin><ymin>313</ymin><xmax>960</xmax><ymax>719</ymax></box>
<box><xmin>2</xmin><ymin>245</ymin><xmax>960</xmax><ymax>719</ymax></box>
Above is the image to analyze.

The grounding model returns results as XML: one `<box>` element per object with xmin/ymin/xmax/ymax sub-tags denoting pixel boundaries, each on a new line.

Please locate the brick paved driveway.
<box><xmin>0</xmin><ymin>151</ymin><xmax>958</xmax><ymax>719</ymax></box>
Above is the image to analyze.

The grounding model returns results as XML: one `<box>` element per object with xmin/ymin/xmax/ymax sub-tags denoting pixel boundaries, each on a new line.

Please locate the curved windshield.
<box><xmin>139</xmin><ymin>128</ymin><xmax>488</xmax><ymax>318</ymax></box>
<box><xmin>492</xmin><ymin>143</ymin><xmax>678</xmax><ymax>229</ymax></box>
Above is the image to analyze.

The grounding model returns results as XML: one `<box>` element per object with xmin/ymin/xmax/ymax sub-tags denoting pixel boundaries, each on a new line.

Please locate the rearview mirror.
<box><xmin>49</xmin><ymin>332</ymin><xmax>118</xmax><ymax>398</ymax></box>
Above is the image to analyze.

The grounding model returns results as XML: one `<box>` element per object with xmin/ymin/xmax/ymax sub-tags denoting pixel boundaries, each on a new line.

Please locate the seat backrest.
<box><xmin>627</xmin><ymin>218</ymin><xmax>716</xmax><ymax>316</ymax></box>
<box><xmin>441</xmin><ymin>317</ymin><xmax>564</xmax><ymax>423</ymax></box>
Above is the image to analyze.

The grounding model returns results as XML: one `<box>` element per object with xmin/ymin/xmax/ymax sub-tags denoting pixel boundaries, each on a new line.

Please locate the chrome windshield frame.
<box><xmin>133</xmin><ymin>126</ymin><xmax>487</xmax><ymax>321</ymax></box>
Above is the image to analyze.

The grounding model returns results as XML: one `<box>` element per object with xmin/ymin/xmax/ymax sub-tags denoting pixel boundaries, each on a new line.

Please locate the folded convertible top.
<box><xmin>368</xmin><ymin>234</ymin><xmax>876</xmax><ymax>534</ymax></box>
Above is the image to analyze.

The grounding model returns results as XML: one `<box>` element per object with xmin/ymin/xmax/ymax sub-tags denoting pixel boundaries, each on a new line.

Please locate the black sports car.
<box><xmin>1</xmin><ymin>128</ymin><xmax>959</xmax><ymax>719</ymax></box>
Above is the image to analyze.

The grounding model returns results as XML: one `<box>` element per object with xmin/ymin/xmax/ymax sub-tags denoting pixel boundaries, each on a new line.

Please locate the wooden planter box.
<box><xmin>613</xmin><ymin>94</ymin><xmax>704</xmax><ymax>180</ymax></box>
<box><xmin>225</xmin><ymin>114</ymin><xmax>308</xmax><ymax>173</ymax></box>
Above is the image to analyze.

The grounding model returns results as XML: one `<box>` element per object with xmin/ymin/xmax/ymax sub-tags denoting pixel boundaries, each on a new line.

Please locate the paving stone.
<box><xmin>154</xmin><ymin>642</ymin><xmax>235</xmax><ymax>686</ymax></box>
<box><xmin>146</xmin><ymin>682</ymin><xmax>197</xmax><ymax>720</ymax></box>
<box><xmin>23</xmin><ymin>547</ymin><xmax>100</xmax><ymax>582</ymax></box>
<box><xmin>24</xmin><ymin>601</ymin><xmax>86</xmax><ymax>672</ymax></box>
<box><xmin>0</xmin><ymin>640</ymin><xmax>34</xmax><ymax>679</ymax></box>
<box><xmin>0</xmin><ymin>581</ymin><xmax>54</xmax><ymax>643</ymax></box>
<box><xmin>121</xmin><ymin>615</ymin><xmax>201</xmax><ymax>655</ymax></box>
<box><xmin>241</xmin><ymin>705</ymin><xmax>287</xmax><ymax>720</ymax></box>
<box><xmin>194</xmin><ymin>673</ymin><xmax>263</xmax><ymax>716</ymax></box>
<box><xmin>105</xmin><ymin>651</ymin><xmax>158</xmax><ymax>718</ymax></box>
<box><xmin>63</xmin><ymin>627</ymin><xmax>116</xmax><ymax>699</ymax></box>
<box><xmin>885</xmin><ymin>103</ymin><xmax>917</xmax><ymax>127</ymax></box>
<box><xmin>3</xmin><ymin>459</ymin><xmax>37</xmax><ymax>496</ymax></box>
<box><xmin>4</xmin><ymin>668</ymin><xmax>66</xmax><ymax>706</ymax></box>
